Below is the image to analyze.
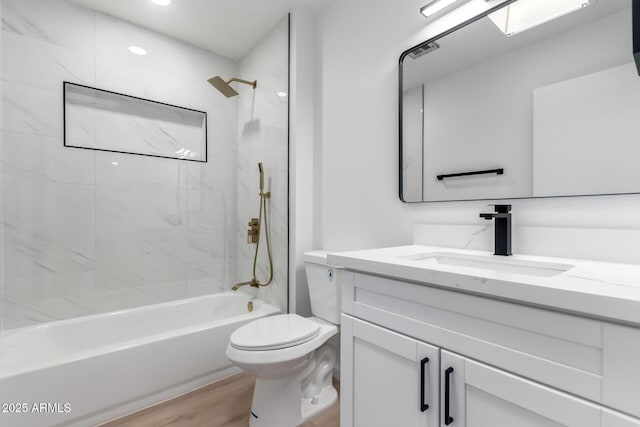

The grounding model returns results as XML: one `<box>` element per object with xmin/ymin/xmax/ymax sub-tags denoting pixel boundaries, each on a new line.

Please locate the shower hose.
<box><xmin>252</xmin><ymin>184</ymin><xmax>273</xmax><ymax>287</ymax></box>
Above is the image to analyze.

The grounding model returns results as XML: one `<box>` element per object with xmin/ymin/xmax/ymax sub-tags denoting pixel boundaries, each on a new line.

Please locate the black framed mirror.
<box><xmin>400</xmin><ymin>0</ymin><xmax>640</xmax><ymax>202</ymax></box>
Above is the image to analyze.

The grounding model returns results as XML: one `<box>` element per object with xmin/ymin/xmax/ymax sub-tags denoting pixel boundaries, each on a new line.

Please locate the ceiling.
<box><xmin>68</xmin><ymin>0</ymin><xmax>331</xmax><ymax>60</ymax></box>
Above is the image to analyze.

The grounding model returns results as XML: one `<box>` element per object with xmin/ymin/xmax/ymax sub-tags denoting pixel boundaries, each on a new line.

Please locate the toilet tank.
<box><xmin>304</xmin><ymin>250</ymin><xmax>342</xmax><ymax>324</ymax></box>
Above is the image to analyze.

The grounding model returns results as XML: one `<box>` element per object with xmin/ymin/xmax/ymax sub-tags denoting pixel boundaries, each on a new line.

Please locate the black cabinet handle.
<box><xmin>420</xmin><ymin>357</ymin><xmax>429</xmax><ymax>412</ymax></box>
<box><xmin>445</xmin><ymin>367</ymin><xmax>454</xmax><ymax>425</ymax></box>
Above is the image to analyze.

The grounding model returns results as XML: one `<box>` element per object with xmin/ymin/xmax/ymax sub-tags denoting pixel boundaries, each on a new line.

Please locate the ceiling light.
<box><xmin>129</xmin><ymin>46</ymin><xmax>147</xmax><ymax>55</ymax></box>
<box><xmin>420</xmin><ymin>0</ymin><xmax>463</xmax><ymax>18</ymax></box>
<box><xmin>487</xmin><ymin>0</ymin><xmax>590</xmax><ymax>37</ymax></box>
<box><xmin>150</xmin><ymin>0</ymin><xmax>171</xmax><ymax>6</ymax></box>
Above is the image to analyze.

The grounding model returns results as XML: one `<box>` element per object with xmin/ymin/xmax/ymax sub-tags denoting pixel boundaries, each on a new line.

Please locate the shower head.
<box><xmin>208</xmin><ymin>76</ymin><xmax>238</xmax><ymax>97</ymax></box>
<box><xmin>207</xmin><ymin>76</ymin><xmax>257</xmax><ymax>98</ymax></box>
<box><xmin>258</xmin><ymin>162</ymin><xmax>264</xmax><ymax>192</ymax></box>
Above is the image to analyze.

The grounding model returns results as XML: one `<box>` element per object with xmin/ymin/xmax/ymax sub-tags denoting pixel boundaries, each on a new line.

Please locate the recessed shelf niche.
<box><xmin>64</xmin><ymin>82</ymin><xmax>207</xmax><ymax>162</ymax></box>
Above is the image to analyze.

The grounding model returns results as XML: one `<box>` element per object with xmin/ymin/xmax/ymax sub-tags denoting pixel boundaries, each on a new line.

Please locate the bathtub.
<box><xmin>0</xmin><ymin>291</ymin><xmax>279</xmax><ymax>427</ymax></box>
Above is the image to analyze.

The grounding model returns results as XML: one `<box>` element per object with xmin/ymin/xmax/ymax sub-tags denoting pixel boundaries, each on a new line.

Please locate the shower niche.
<box><xmin>64</xmin><ymin>82</ymin><xmax>207</xmax><ymax>162</ymax></box>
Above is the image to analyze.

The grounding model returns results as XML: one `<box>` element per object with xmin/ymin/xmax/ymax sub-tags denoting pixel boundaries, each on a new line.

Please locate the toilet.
<box><xmin>226</xmin><ymin>250</ymin><xmax>341</xmax><ymax>427</ymax></box>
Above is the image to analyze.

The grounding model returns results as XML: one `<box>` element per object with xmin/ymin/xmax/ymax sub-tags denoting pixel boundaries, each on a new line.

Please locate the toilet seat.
<box><xmin>227</xmin><ymin>316</ymin><xmax>338</xmax><ymax>367</ymax></box>
<box><xmin>230</xmin><ymin>314</ymin><xmax>321</xmax><ymax>351</ymax></box>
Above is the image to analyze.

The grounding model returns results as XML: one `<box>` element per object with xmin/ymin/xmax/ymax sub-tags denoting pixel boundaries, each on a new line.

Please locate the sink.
<box><xmin>399</xmin><ymin>252</ymin><xmax>574</xmax><ymax>277</ymax></box>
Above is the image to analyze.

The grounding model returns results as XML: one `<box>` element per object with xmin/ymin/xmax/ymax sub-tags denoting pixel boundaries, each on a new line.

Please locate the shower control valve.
<box><xmin>247</xmin><ymin>217</ymin><xmax>260</xmax><ymax>244</ymax></box>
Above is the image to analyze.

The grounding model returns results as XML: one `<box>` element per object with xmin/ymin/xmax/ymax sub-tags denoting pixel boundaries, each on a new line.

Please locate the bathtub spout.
<box><xmin>232</xmin><ymin>279</ymin><xmax>259</xmax><ymax>291</ymax></box>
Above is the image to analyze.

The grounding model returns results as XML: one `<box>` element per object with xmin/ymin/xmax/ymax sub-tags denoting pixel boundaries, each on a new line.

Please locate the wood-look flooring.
<box><xmin>100</xmin><ymin>373</ymin><xmax>340</xmax><ymax>427</ymax></box>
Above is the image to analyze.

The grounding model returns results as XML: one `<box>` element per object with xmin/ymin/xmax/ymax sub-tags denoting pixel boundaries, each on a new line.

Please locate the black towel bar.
<box><xmin>437</xmin><ymin>168</ymin><xmax>504</xmax><ymax>181</ymax></box>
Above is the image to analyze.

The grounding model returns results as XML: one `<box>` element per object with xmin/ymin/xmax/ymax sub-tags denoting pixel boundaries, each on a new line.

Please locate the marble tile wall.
<box><xmin>236</xmin><ymin>17</ymin><xmax>289</xmax><ymax>313</ymax></box>
<box><xmin>0</xmin><ymin>0</ymin><xmax>240</xmax><ymax>329</ymax></box>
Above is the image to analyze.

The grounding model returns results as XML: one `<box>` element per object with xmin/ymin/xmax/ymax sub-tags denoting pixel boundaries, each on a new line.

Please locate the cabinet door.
<box><xmin>440</xmin><ymin>350</ymin><xmax>601</xmax><ymax>427</ymax></box>
<box><xmin>602</xmin><ymin>409</ymin><xmax>640</xmax><ymax>427</ymax></box>
<box><xmin>603</xmin><ymin>324</ymin><xmax>640</xmax><ymax>418</ymax></box>
<box><xmin>341</xmin><ymin>314</ymin><xmax>440</xmax><ymax>427</ymax></box>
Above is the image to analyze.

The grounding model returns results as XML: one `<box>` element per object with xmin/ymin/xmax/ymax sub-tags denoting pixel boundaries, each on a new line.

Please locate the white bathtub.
<box><xmin>0</xmin><ymin>292</ymin><xmax>279</xmax><ymax>427</ymax></box>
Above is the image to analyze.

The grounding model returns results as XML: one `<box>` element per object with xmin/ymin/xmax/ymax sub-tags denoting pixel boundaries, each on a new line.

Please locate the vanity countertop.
<box><xmin>328</xmin><ymin>246</ymin><xmax>640</xmax><ymax>326</ymax></box>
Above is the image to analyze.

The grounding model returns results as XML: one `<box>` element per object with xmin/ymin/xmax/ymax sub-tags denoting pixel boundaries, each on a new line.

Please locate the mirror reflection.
<box><xmin>400</xmin><ymin>0</ymin><xmax>639</xmax><ymax>202</ymax></box>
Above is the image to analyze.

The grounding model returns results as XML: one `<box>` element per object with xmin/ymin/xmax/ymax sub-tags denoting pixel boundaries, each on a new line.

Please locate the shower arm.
<box><xmin>227</xmin><ymin>77</ymin><xmax>257</xmax><ymax>89</ymax></box>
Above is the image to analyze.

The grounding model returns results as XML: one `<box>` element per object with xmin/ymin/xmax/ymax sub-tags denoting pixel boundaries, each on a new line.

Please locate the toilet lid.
<box><xmin>230</xmin><ymin>314</ymin><xmax>321</xmax><ymax>351</ymax></box>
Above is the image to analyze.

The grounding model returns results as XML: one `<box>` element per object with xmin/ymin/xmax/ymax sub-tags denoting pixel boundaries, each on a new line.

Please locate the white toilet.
<box><xmin>226</xmin><ymin>250</ymin><xmax>341</xmax><ymax>427</ymax></box>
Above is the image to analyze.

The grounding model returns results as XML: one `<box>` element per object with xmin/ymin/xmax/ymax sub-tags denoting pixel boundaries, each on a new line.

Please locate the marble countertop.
<box><xmin>328</xmin><ymin>246</ymin><xmax>640</xmax><ymax>326</ymax></box>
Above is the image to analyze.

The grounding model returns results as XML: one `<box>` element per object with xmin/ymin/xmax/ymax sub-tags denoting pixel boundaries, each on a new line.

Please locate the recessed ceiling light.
<box><xmin>150</xmin><ymin>0</ymin><xmax>171</xmax><ymax>5</ymax></box>
<box><xmin>129</xmin><ymin>46</ymin><xmax>147</xmax><ymax>55</ymax></box>
<box><xmin>488</xmin><ymin>0</ymin><xmax>590</xmax><ymax>37</ymax></box>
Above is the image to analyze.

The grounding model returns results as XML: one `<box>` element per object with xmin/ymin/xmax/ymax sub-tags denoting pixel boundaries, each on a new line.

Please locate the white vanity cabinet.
<box><xmin>602</xmin><ymin>411</ymin><xmax>640</xmax><ymax>427</ymax></box>
<box><xmin>339</xmin><ymin>270</ymin><xmax>640</xmax><ymax>427</ymax></box>
<box><xmin>341</xmin><ymin>315</ymin><xmax>440</xmax><ymax>427</ymax></box>
<box><xmin>441</xmin><ymin>350</ymin><xmax>601</xmax><ymax>427</ymax></box>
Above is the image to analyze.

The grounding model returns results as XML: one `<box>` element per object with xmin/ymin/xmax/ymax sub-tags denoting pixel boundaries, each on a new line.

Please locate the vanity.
<box><xmin>366</xmin><ymin>0</ymin><xmax>640</xmax><ymax>422</ymax></box>
<box><xmin>329</xmin><ymin>246</ymin><xmax>640</xmax><ymax>427</ymax></box>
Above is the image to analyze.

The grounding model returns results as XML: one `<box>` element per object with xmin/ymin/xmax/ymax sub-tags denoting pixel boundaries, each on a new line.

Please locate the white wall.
<box><xmin>289</xmin><ymin>8</ymin><xmax>317</xmax><ymax>316</ymax></box>
<box><xmin>402</xmin><ymin>85</ymin><xmax>422</xmax><ymax>202</ymax></box>
<box><xmin>237</xmin><ymin>16</ymin><xmax>289</xmax><ymax>312</ymax></box>
<box><xmin>1</xmin><ymin>0</ymin><xmax>238</xmax><ymax>329</ymax></box>
<box><xmin>534</xmin><ymin>62</ymin><xmax>640</xmax><ymax>196</ymax></box>
<box><xmin>315</xmin><ymin>0</ymin><xmax>640</xmax><ymax>264</ymax></box>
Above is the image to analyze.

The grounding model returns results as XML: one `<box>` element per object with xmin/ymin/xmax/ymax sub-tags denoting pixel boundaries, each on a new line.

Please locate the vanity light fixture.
<box><xmin>128</xmin><ymin>46</ymin><xmax>147</xmax><ymax>55</ymax></box>
<box><xmin>150</xmin><ymin>0</ymin><xmax>171</xmax><ymax>6</ymax></box>
<box><xmin>420</xmin><ymin>0</ymin><xmax>464</xmax><ymax>18</ymax></box>
<box><xmin>487</xmin><ymin>0</ymin><xmax>590</xmax><ymax>37</ymax></box>
<box><xmin>409</xmin><ymin>41</ymin><xmax>440</xmax><ymax>59</ymax></box>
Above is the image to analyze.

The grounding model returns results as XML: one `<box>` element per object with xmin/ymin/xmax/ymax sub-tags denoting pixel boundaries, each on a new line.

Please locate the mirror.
<box><xmin>400</xmin><ymin>0</ymin><xmax>640</xmax><ymax>202</ymax></box>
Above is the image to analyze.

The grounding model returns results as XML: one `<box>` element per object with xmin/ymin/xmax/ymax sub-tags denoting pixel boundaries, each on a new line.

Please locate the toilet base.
<box><xmin>249</xmin><ymin>380</ymin><xmax>337</xmax><ymax>427</ymax></box>
<box><xmin>301</xmin><ymin>382</ymin><xmax>338</xmax><ymax>422</ymax></box>
<box><xmin>247</xmin><ymin>342</ymin><xmax>338</xmax><ymax>427</ymax></box>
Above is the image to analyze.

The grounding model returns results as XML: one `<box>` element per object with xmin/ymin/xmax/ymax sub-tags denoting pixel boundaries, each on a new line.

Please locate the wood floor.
<box><xmin>100</xmin><ymin>373</ymin><xmax>340</xmax><ymax>427</ymax></box>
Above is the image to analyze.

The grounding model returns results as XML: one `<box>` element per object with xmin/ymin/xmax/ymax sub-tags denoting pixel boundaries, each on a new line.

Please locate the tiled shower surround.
<box><xmin>0</xmin><ymin>0</ymin><xmax>289</xmax><ymax>329</ymax></box>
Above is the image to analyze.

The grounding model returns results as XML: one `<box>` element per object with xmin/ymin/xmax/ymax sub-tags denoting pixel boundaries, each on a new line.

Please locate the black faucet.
<box><xmin>479</xmin><ymin>204</ymin><xmax>512</xmax><ymax>256</ymax></box>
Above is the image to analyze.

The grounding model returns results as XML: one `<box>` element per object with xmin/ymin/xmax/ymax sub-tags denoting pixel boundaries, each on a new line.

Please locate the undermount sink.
<box><xmin>399</xmin><ymin>252</ymin><xmax>574</xmax><ymax>277</ymax></box>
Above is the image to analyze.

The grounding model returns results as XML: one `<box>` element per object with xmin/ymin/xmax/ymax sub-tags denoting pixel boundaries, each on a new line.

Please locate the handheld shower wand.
<box><xmin>259</xmin><ymin>162</ymin><xmax>264</xmax><ymax>192</ymax></box>
<box><xmin>232</xmin><ymin>163</ymin><xmax>274</xmax><ymax>291</ymax></box>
